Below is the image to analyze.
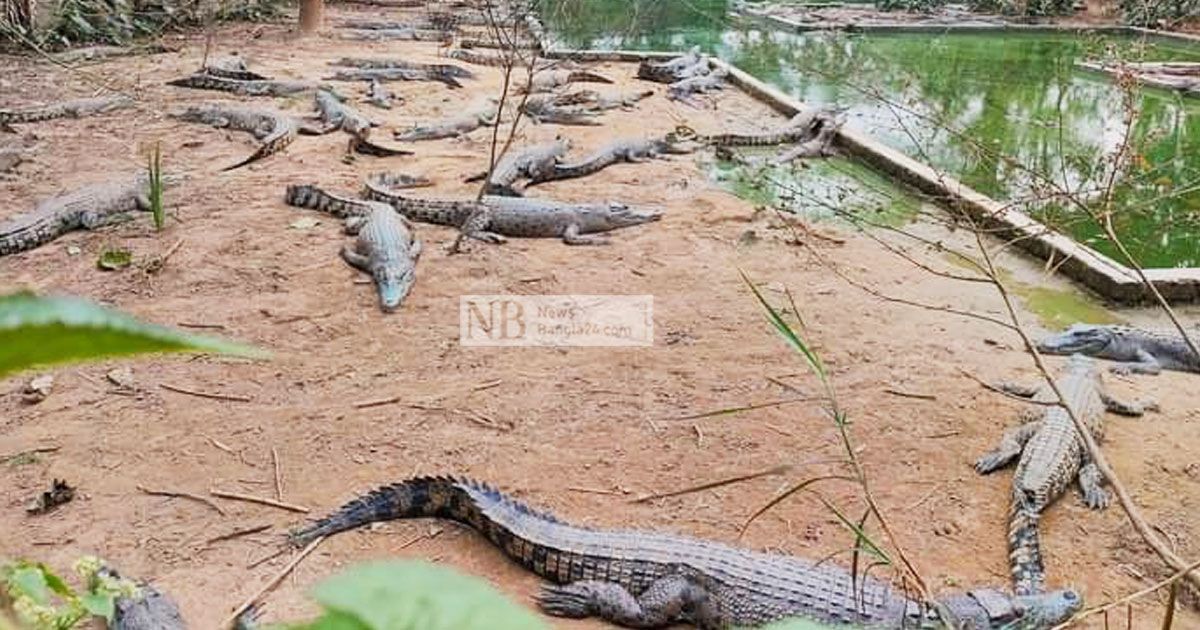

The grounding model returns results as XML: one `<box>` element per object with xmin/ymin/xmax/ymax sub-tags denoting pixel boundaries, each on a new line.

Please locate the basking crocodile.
<box><xmin>531</xmin><ymin>135</ymin><xmax>699</xmax><ymax>186</ymax></box>
<box><xmin>0</xmin><ymin>95</ymin><xmax>133</xmax><ymax>125</ymax></box>
<box><xmin>100</xmin><ymin>566</ymin><xmax>186</xmax><ymax>630</ymax></box>
<box><xmin>365</xmin><ymin>79</ymin><xmax>397</xmax><ymax>110</ymax></box>
<box><xmin>667</xmin><ymin>68</ymin><xmax>728</xmax><ymax>102</ymax></box>
<box><xmin>166</xmin><ymin>73</ymin><xmax>317</xmax><ymax>97</ymax></box>
<box><xmin>682</xmin><ymin>108</ymin><xmax>842</xmax><ymax>147</ymax></box>
<box><xmin>466</xmin><ymin>138</ymin><xmax>570</xmax><ymax>196</ymax></box>
<box><xmin>172</xmin><ymin>103</ymin><xmax>298</xmax><ymax>170</ymax></box>
<box><xmin>637</xmin><ymin>46</ymin><xmax>703</xmax><ymax>83</ymax></box>
<box><xmin>201</xmin><ymin>56</ymin><xmax>270</xmax><ymax>81</ymax></box>
<box><xmin>285</xmin><ymin>185</ymin><xmax>421</xmax><ymax>312</ymax></box>
<box><xmin>338</xmin><ymin>28</ymin><xmax>452</xmax><ymax>42</ymax></box>
<box><xmin>583</xmin><ymin>89</ymin><xmax>656</xmax><ymax>112</ymax></box>
<box><xmin>289</xmin><ymin>476</ymin><xmax>1081</xmax><ymax>629</ymax></box>
<box><xmin>330</xmin><ymin>57</ymin><xmax>475</xmax><ymax>79</ymax></box>
<box><xmin>1037</xmin><ymin>324</ymin><xmax>1200</xmax><ymax>375</ymax></box>
<box><xmin>325</xmin><ymin>67</ymin><xmax>464</xmax><ymax>89</ymax></box>
<box><xmin>975</xmin><ymin>354</ymin><xmax>1154</xmax><ymax>595</ymax></box>
<box><xmin>522</xmin><ymin>97</ymin><xmax>602</xmax><ymax>126</ymax></box>
<box><xmin>525</xmin><ymin>70</ymin><xmax>615</xmax><ymax>94</ymax></box>
<box><xmin>0</xmin><ymin>173</ymin><xmax>173</xmax><ymax>256</ymax></box>
<box><xmin>446</xmin><ymin>48</ymin><xmax>559</xmax><ymax>70</ymax></box>
<box><xmin>770</xmin><ymin>113</ymin><xmax>845</xmax><ymax>164</ymax></box>
<box><xmin>363</xmin><ymin>178</ymin><xmax>661</xmax><ymax>245</ymax></box>
<box><xmin>313</xmin><ymin>90</ymin><xmax>412</xmax><ymax>157</ymax></box>
<box><xmin>393</xmin><ymin>98</ymin><xmax>498</xmax><ymax>142</ymax></box>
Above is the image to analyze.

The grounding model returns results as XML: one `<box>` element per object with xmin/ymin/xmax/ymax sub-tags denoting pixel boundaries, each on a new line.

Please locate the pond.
<box><xmin>539</xmin><ymin>0</ymin><xmax>1200</xmax><ymax>268</ymax></box>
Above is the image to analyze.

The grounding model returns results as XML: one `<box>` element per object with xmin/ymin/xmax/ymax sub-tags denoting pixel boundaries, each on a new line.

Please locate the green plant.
<box><xmin>0</xmin><ymin>291</ymin><xmax>263</xmax><ymax>378</ymax></box>
<box><xmin>1</xmin><ymin>557</ymin><xmax>137</xmax><ymax>629</ymax></box>
<box><xmin>96</xmin><ymin>247</ymin><xmax>132</xmax><ymax>270</ymax></box>
<box><xmin>285</xmin><ymin>561</ymin><xmax>550</xmax><ymax>630</ymax></box>
<box><xmin>877</xmin><ymin>0</ymin><xmax>946</xmax><ymax>13</ymax></box>
<box><xmin>147</xmin><ymin>141</ymin><xmax>164</xmax><ymax>231</ymax></box>
<box><xmin>1119</xmin><ymin>0</ymin><xmax>1199</xmax><ymax>27</ymax></box>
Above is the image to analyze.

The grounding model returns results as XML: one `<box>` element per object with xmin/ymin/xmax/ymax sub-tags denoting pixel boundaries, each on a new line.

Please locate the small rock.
<box><xmin>106</xmin><ymin>367</ymin><xmax>135</xmax><ymax>390</ymax></box>
<box><xmin>933</xmin><ymin>521</ymin><xmax>961</xmax><ymax>537</ymax></box>
<box><xmin>289</xmin><ymin>217</ymin><xmax>320</xmax><ymax>230</ymax></box>
<box><xmin>737</xmin><ymin>229</ymin><xmax>760</xmax><ymax>246</ymax></box>
<box><xmin>27</xmin><ymin>478</ymin><xmax>75</xmax><ymax>514</ymax></box>
<box><xmin>22</xmin><ymin>374</ymin><xmax>54</xmax><ymax>404</ymax></box>
<box><xmin>66</xmin><ymin>245</ymin><xmax>82</xmax><ymax>256</ymax></box>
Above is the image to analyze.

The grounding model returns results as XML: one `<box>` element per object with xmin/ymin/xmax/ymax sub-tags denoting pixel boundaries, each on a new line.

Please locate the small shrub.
<box><xmin>1120</xmin><ymin>0</ymin><xmax>1200</xmax><ymax>27</ymax></box>
<box><xmin>1</xmin><ymin>557</ymin><xmax>137</xmax><ymax>629</ymax></box>
<box><xmin>147</xmin><ymin>141</ymin><xmax>164</xmax><ymax>231</ymax></box>
<box><xmin>877</xmin><ymin>0</ymin><xmax>947</xmax><ymax>12</ymax></box>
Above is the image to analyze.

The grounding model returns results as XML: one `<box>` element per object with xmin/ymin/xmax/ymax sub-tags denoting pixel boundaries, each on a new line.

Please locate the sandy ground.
<box><xmin>1</xmin><ymin>5</ymin><xmax>1198</xmax><ymax>629</ymax></box>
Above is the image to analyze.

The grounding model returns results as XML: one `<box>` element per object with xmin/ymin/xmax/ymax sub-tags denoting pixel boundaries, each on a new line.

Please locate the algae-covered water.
<box><xmin>540</xmin><ymin>0</ymin><xmax>1200</xmax><ymax>268</ymax></box>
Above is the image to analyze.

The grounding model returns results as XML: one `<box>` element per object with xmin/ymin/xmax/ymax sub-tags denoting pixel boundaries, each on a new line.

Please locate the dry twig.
<box><xmin>224</xmin><ymin>536</ymin><xmax>325</xmax><ymax>628</ymax></box>
<box><xmin>138</xmin><ymin>485</ymin><xmax>226</xmax><ymax>516</ymax></box>
<box><xmin>160</xmin><ymin>382</ymin><xmax>252</xmax><ymax>403</ymax></box>
<box><xmin>210</xmin><ymin>489</ymin><xmax>309</xmax><ymax>513</ymax></box>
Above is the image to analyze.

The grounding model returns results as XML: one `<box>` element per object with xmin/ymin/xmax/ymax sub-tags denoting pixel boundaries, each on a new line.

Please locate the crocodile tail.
<box><xmin>223</xmin><ymin>123</ymin><xmax>296</xmax><ymax>171</ymax></box>
<box><xmin>1008</xmin><ymin>488</ymin><xmax>1046</xmax><ymax>595</ymax></box>
<box><xmin>288</xmin><ymin>476</ymin><xmax>562</xmax><ymax>549</ymax></box>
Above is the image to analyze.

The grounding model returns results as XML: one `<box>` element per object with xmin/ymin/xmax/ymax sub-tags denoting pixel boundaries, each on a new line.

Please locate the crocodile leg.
<box><xmin>1077</xmin><ymin>460</ymin><xmax>1111</xmax><ymax>509</ymax></box>
<box><xmin>537</xmin><ymin>575</ymin><xmax>713</xmax><ymax>629</ymax></box>
<box><xmin>79</xmin><ymin>209</ymin><xmax>132</xmax><ymax>229</ymax></box>
<box><xmin>1101</xmin><ymin>392</ymin><xmax>1157</xmax><ymax>416</ymax></box>
<box><xmin>344</xmin><ymin>216</ymin><xmax>368</xmax><ymax>235</ymax></box>
<box><xmin>409</xmin><ymin>238</ymin><xmax>423</xmax><ymax>261</ymax></box>
<box><xmin>340</xmin><ymin>245</ymin><xmax>370</xmax><ymax>271</ymax></box>
<box><xmin>1109</xmin><ymin>349</ymin><xmax>1162</xmax><ymax>375</ymax></box>
<box><xmin>975</xmin><ymin>421</ymin><xmax>1043</xmax><ymax>474</ymax></box>
<box><xmin>562</xmin><ymin>224</ymin><xmax>609</xmax><ymax>246</ymax></box>
<box><xmin>459</xmin><ymin>207</ymin><xmax>507</xmax><ymax>244</ymax></box>
<box><xmin>995</xmin><ymin>382</ymin><xmax>1040</xmax><ymax>398</ymax></box>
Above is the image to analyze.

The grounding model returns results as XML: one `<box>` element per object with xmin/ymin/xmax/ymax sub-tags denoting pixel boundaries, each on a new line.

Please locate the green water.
<box><xmin>540</xmin><ymin>0</ymin><xmax>1200</xmax><ymax>268</ymax></box>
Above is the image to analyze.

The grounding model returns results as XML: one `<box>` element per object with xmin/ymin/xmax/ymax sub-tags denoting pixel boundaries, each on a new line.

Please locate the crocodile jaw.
<box><xmin>1010</xmin><ymin>588</ymin><xmax>1082</xmax><ymax>628</ymax></box>
<box><xmin>375</xmin><ymin>266</ymin><xmax>415</xmax><ymax>312</ymax></box>
<box><xmin>1036</xmin><ymin>324</ymin><xmax>1112</xmax><ymax>356</ymax></box>
<box><xmin>605</xmin><ymin>202</ymin><xmax>662</xmax><ymax>227</ymax></box>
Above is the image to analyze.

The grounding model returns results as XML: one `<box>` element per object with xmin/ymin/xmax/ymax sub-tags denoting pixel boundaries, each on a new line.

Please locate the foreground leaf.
<box><xmin>307</xmin><ymin>561</ymin><xmax>549</xmax><ymax>630</ymax></box>
<box><xmin>0</xmin><ymin>292</ymin><xmax>265</xmax><ymax>377</ymax></box>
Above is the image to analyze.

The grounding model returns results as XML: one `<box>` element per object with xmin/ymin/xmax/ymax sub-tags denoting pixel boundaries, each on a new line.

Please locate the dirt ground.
<box><xmin>2</xmin><ymin>5</ymin><xmax>1198</xmax><ymax>629</ymax></box>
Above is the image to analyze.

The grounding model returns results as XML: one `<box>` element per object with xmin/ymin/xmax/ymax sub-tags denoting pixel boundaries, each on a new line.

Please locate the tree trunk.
<box><xmin>299</xmin><ymin>0</ymin><xmax>324</xmax><ymax>34</ymax></box>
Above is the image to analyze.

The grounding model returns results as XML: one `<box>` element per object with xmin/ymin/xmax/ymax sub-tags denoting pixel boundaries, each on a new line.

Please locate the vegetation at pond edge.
<box><xmin>542</xmin><ymin>1</ymin><xmax>1200</xmax><ymax>268</ymax></box>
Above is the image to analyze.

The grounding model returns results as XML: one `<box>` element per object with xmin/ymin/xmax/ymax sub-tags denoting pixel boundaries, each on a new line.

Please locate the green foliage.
<box><xmin>288</xmin><ymin>561</ymin><xmax>549</xmax><ymax>630</ymax></box>
<box><xmin>0</xmin><ymin>292</ymin><xmax>264</xmax><ymax>378</ymax></box>
<box><xmin>147</xmin><ymin>142</ymin><xmax>164</xmax><ymax>231</ymax></box>
<box><xmin>754</xmin><ymin>618</ymin><xmax>855</xmax><ymax>630</ymax></box>
<box><xmin>1</xmin><ymin>557</ymin><xmax>136</xmax><ymax>629</ymax></box>
<box><xmin>1119</xmin><ymin>0</ymin><xmax>1200</xmax><ymax>27</ymax></box>
<box><xmin>214</xmin><ymin>0</ymin><xmax>288</xmax><ymax>22</ymax></box>
<box><xmin>96</xmin><ymin>247</ymin><xmax>132</xmax><ymax>271</ymax></box>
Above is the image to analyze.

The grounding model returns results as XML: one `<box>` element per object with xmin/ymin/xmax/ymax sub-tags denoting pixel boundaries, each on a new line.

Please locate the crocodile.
<box><xmin>667</xmin><ymin>67</ymin><xmax>728</xmax><ymax>102</ymax></box>
<box><xmin>0</xmin><ymin>173</ymin><xmax>173</xmax><ymax>256</ymax></box>
<box><xmin>325</xmin><ymin>66</ymin><xmax>464</xmax><ymax>89</ymax></box>
<box><xmin>975</xmin><ymin>354</ymin><xmax>1155</xmax><ymax>595</ymax></box>
<box><xmin>330</xmin><ymin>57</ymin><xmax>475</xmax><ymax>79</ymax></box>
<box><xmin>459</xmin><ymin>36</ymin><xmax>541</xmax><ymax>51</ymax></box>
<box><xmin>393</xmin><ymin>98</ymin><xmax>498</xmax><ymax>142</ymax></box>
<box><xmin>201</xmin><ymin>56</ymin><xmax>270</xmax><ymax>81</ymax></box>
<box><xmin>285</xmin><ymin>185</ymin><xmax>421</xmax><ymax>312</ymax></box>
<box><xmin>338</xmin><ymin>28</ymin><xmax>453</xmax><ymax>42</ymax></box>
<box><xmin>447</xmin><ymin>48</ymin><xmax>558</xmax><ymax>70</ymax></box>
<box><xmin>637</xmin><ymin>46</ymin><xmax>703</xmax><ymax>83</ymax></box>
<box><xmin>466</xmin><ymin>138</ymin><xmax>570</xmax><ymax>196</ymax></box>
<box><xmin>529</xmin><ymin>135</ymin><xmax>699</xmax><ymax>186</ymax></box>
<box><xmin>524</xmin><ymin>70</ymin><xmax>615</xmax><ymax>94</ymax></box>
<box><xmin>581</xmin><ymin>89</ymin><xmax>656</xmax><ymax>112</ymax></box>
<box><xmin>365</xmin><ymin>79</ymin><xmax>397</xmax><ymax>109</ymax></box>
<box><xmin>1037</xmin><ymin>324</ymin><xmax>1200</xmax><ymax>375</ymax></box>
<box><xmin>288</xmin><ymin>476</ymin><xmax>1082</xmax><ymax>629</ymax></box>
<box><xmin>770</xmin><ymin>113</ymin><xmax>845</xmax><ymax>165</ymax></box>
<box><xmin>680</xmin><ymin>108</ymin><xmax>842</xmax><ymax>147</ymax></box>
<box><xmin>166</xmin><ymin>73</ymin><xmax>317</xmax><ymax>97</ymax></box>
<box><xmin>363</xmin><ymin>178</ymin><xmax>661</xmax><ymax>245</ymax></box>
<box><xmin>0</xmin><ymin>94</ymin><xmax>133</xmax><ymax>125</ymax></box>
<box><xmin>172</xmin><ymin>103</ymin><xmax>298</xmax><ymax>170</ymax></box>
<box><xmin>522</xmin><ymin>97</ymin><xmax>603</xmax><ymax>126</ymax></box>
<box><xmin>313</xmin><ymin>90</ymin><xmax>413</xmax><ymax>157</ymax></box>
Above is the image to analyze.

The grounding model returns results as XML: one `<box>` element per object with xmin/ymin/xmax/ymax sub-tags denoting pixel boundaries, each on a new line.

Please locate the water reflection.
<box><xmin>542</xmin><ymin>0</ymin><xmax>1200</xmax><ymax>267</ymax></box>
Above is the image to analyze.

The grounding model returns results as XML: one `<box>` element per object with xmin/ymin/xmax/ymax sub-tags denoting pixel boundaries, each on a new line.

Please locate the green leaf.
<box><xmin>9</xmin><ymin>567</ymin><xmax>51</xmax><ymax>604</ymax></box>
<box><xmin>0</xmin><ymin>292</ymin><xmax>266</xmax><ymax>378</ymax></box>
<box><xmin>39</xmin><ymin>567</ymin><xmax>73</xmax><ymax>598</ymax></box>
<box><xmin>739</xmin><ymin>270</ymin><xmax>826</xmax><ymax>382</ymax></box>
<box><xmin>80</xmin><ymin>592</ymin><xmax>115</xmax><ymax>620</ymax></box>
<box><xmin>289</xmin><ymin>610</ymin><xmax>373</xmax><ymax>630</ymax></box>
<box><xmin>97</xmin><ymin>247</ymin><xmax>133</xmax><ymax>271</ymax></box>
<box><xmin>309</xmin><ymin>561</ymin><xmax>549</xmax><ymax>630</ymax></box>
